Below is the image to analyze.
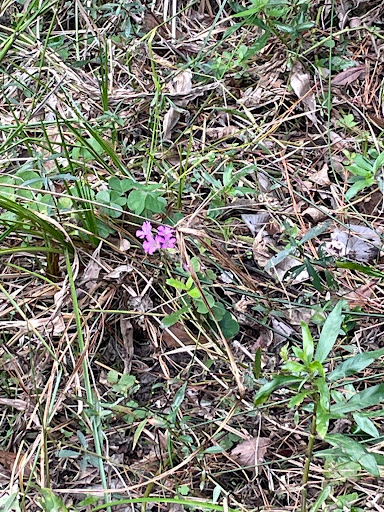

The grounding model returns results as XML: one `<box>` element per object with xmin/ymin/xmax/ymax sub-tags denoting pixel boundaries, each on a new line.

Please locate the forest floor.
<box><xmin>1</xmin><ymin>1</ymin><xmax>384</xmax><ymax>511</ymax></box>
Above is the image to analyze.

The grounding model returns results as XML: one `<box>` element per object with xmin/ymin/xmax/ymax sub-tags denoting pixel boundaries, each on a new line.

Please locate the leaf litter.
<box><xmin>1</xmin><ymin>1</ymin><xmax>384</xmax><ymax>511</ymax></box>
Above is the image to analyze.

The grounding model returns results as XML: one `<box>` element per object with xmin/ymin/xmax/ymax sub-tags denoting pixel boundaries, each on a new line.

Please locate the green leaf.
<box><xmin>132</xmin><ymin>418</ymin><xmax>148</xmax><ymax>450</ymax></box>
<box><xmin>107</xmin><ymin>370</ymin><xmax>119</xmax><ymax>384</ymax></box>
<box><xmin>288</xmin><ymin>390</ymin><xmax>310</xmax><ymax>408</ymax></box>
<box><xmin>336</xmin><ymin>261</ymin><xmax>384</xmax><ymax>278</ymax></box>
<box><xmin>55</xmin><ymin>449</ymin><xmax>80</xmax><ymax>458</ymax></box>
<box><xmin>166</xmin><ymin>278</ymin><xmax>189</xmax><ymax>291</ymax></box>
<box><xmin>325</xmin><ymin>433</ymin><xmax>380</xmax><ymax>476</ymax></box>
<box><xmin>316</xmin><ymin>403</ymin><xmax>330</xmax><ymax>439</ymax></box>
<box><xmin>254</xmin><ymin>375</ymin><xmax>302</xmax><ymax>406</ymax></box>
<box><xmin>281</xmin><ymin>361</ymin><xmax>306</xmax><ymax>373</ymax></box>
<box><xmin>316</xmin><ymin>377</ymin><xmax>330</xmax><ymax>410</ymax></box>
<box><xmin>353</xmin><ymin>413</ymin><xmax>380</xmax><ymax>438</ymax></box>
<box><xmin>328</xmin><ymin>348</ymin><xmax>384</xmax><ymax>382</ymax></box>
<box><xmin>113</xmin><ymin>374</ymin><xmax>136</xmax><ymax>394</ymax></box>
<box><xmin>127</xmin><ymin>189</ymin><xmax>147</xmax><ymax>215</ymax></box>
<box><xmin>314</xmin><ymin>301</ymin><xmax>345</xmax><ymax>363</ymax></box>
<box><xmin>162</xmin><ymin>307</ymin><xmax>189</xmax><ymax>327</ymax></box>
<box><xmin>109</xmin><ymin>177</ymin><xmax>135</xmax><ymax>193</ymax></box>
<box><xmin>187</xmin><ymin>287</ymin><xmax>202</xmax><ymax>299</ymax></box>
<box><xmin>345</xmin><ymin>177</ymin><xmax>375</xmax><ymax>200</ymax></box>
<box><xmin>172</xmin><ymin>382</ymin><xmax>187</xmax><ymax>409</ymax></box>
<box><xmin>253</xmin><ymin>347</ymin><xmax>262</xmax><ymax>379</ymax></box>
<box><xmin>330</xmin><ymin>384</ymin><xmax>384</xmax><ymax>416</ymax></box>
<box><xmin>219</xmin><ymin>311</ymin><xmax>239</xmax><ymax>339</ymax></box>
<box><xmin>145</xmin><ymin>192</ymin><xmax>166</xmax><ymax>214</ymax></box>
<box><xmin>301</xmin><ymin>321</ymin><xmax>314</xmax><ymax>365</ymax></box>
<box><xmin>40</xmin><ymin>489</ymin><xmax>69</xmax><ymax>512</ymax></box>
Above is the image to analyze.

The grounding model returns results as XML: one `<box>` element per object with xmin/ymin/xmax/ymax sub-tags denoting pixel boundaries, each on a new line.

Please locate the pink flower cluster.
<box><xmin>136</xmin><ymin>221</ymin><xmax>176</xmax><ymax>255</ymax></box>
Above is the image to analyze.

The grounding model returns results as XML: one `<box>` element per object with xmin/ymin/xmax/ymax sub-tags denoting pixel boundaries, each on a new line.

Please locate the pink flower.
<box><xmin>157</xmin><ymin>225</ymin><xmax>176</xmax><ymax>249</ymax></box>
<box><xmin>136</xmin><ymin>221</ymin><xmax>153</xmax><ymax>239</ymax></box>
<box><xmin>143</xmin><ymin>235</ymin><xmax>160</xmax><ymax>254</ymax></box>
<box><xmin>137</xmin><ymin>222</ymin><xmax>176</xmax><ymax>254</ymax></box>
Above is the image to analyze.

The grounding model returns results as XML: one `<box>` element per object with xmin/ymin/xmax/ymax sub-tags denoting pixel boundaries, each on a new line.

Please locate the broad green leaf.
<box><xmin>166</xmin><ymin>278</ymin><xmax>189</xmax><ymax>291</ymax></box>
<box><xmin>219</xmin><ymin>311</ymin><xmax>239</xmax><ymax>339</ymax></box>
<box><xmin>353</xmin><ymin>413</ymin><xmax>380</xmax><ymax>438</ymax></box>
<box><xmin>127</xmin><ymin>189</ymin><xmax>147</xmax><ymax>215</ymax></box>
<box><xmin>314</xmin><ymin>301</ymin><xmax>345</xmax><ymax>363</ymax></box>
<box><xmin>330</xmin><ymin>384</ymin><xmax>384</xmax><ymax>416</ymax></box>
<box><xmin>345</xmin><ymin>177</ymin><xmax>375</xmax><ymax>200</ymax></box>
<box><xmin>288</xmin><ymin>390</ymin><xmax>311</xmax><ymax>408</ymax></box>
<box><xmin>145</xmin><ymin>193</ymin><xmax>166</xmax><ymax>213</ymax></box>
<box><xmin>109</xmin><ymin>177</ymin><xmax>135</xmax><ymax>193</ymax></box>
<box><xmin>325</xmin><ymin>433</ymin><xmax>380</xmax><ymax>476</ymax></box>
<box><xmin>187</xmin><ymin>287</ymin><xmax>202</xmax><ymax>299</ymax></box>
<box><xmin>373</xmin><ymin>151</ymin><xmax>384</xmax><ymax>172</ymax></box>
<box><xmin>254</xmin><ymin>375</ymin><xmax>302</xmax><ymax>406</ymax></box>
<box><xmin>328</xmin><ymin>348</ymin><xmax>384</xmax><ymax>382</ymax></box>
<box><xmin>315</xmin><ymin>378</ymin><xmax>330</xmax><ymax>410</ymax></box>
<box><xmin>301</xmin><ymin>321</ymin><xmax>314</xmax><ymax>365</ymax></box>
<box><xmin>172</xmin><ymin>382</ymin><xmax>187</xmax><ymax>409</ymax></box>
<box><xmin>162</xmin><ymin>307</ymin><xmax>188</xmax><ymax>327</ymax></box>
<box><xmin>281</xmin><ymin>361</ymin><xmax>306</xmax><ymax>373</ymax></box>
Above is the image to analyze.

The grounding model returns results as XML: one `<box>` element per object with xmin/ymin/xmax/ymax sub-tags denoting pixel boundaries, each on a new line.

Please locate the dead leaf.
<box><xmin>119</xmin><ymin>238</ymin><xmax>131</xmax><ymax>251</ymax></box>
<box><xmin>104</xmin><ymin>264</ymin><xmax>133</xmax><ymax>280</ymax></box>
<box><xmin>326</xmin><ymin>224</ymin><xmax>381</xmax><ymax>262</ymax></box>
<box><xmin>302</xmin><ymin>206</ymin><xmax>329</xmax><ymax>222</ymax></box>
<box><xmin>0</xmin><ymin>450</ymin><xmax>32</xmax><ymax>478</ymax></box>
<box><xmin>163</xmin><ymin>70</ymin><xmax>193</xmax><ymax>141</ymax></box>
<box><xmin>272</xmin><ymin>318</ymin><xmax>294</xmax><ymax>343</ymax></box>
<box><xmin>332</xmin><ymin>65</ymin><xmax>365</xmax><ymax>86</ymax></box>
<box><xmin>205</xmin><ymin>125</ymin><xmax>238</xmax><ymax>139</ymax></box>
<box><xmin>290</xmin><ymin>62</ymin><xmax>317</xmax><ymax>124</ymax></box>
<box><xmin>309</xmin><ymin>165</ymin><xmax>330</xmax><ymax>186</ymax></box>
<box><xmin>241</xmin><ymin>213</ymin><xmax>270</xmax><ymax>236</ymax></box>
<box><xmin>82</xmin><ymin>243</ymin><xmax>102</xmax><ymax>290</ymax></box>
<box><xmin>344</xmin><ymin>280</ymin><xmax>377</xmax><ymax>308</ymax></box>
<box><xmin>231</xmin><ymin>437</ymin><xmax>270</xmax><ymax>467</ymax></box>
<box><xmin>162</xmin><ymin>322</ymin><xmax>208</xmax><ymax>347</ymax></box>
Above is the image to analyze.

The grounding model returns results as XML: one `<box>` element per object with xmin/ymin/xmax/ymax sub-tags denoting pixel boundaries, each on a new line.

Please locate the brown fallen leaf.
<box><xmin>0</xmin><ymin>450</ymin><xmax>32</xmax><ymax>478</ymax></box>
<box><xmin>162</xmin><ymin>322</ymin><xmax>203</xmax><ymax>347</ymax></box>
<box><xmin>344</xmin><ymin>280</ymin><xmax>377</xmax><ymax>308</ymax></box>
<box><xmin>205</xmin><ymin>125</ymin><xmax>238</xmax><ymax>140</ymax></box>
<box><xmin>231</xmin><ymin>437</ymin><xmax>270</xmax><ymax>468</ymax></box>
<box><xmin>163</xmin><ymin>70</ymin><xmax>193</xmax><ymax>141</ymax></box>
<box><xmin>290</xmin><ymin>62</ymin><xmax>317</xmax><ymax>124</ymax></box>
<box><xmin>332</xmin><ymin>65</ymin><xmax>365</xmax><ymax>86</ymax></box>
